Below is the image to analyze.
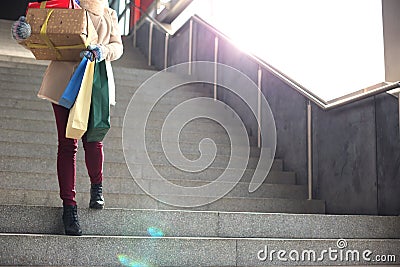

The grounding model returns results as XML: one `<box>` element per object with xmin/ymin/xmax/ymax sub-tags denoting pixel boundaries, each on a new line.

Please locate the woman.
<box><xmin>12</xmin><ymin>0</ymin><xmax>123</xmax><ymax>236</ymax></box>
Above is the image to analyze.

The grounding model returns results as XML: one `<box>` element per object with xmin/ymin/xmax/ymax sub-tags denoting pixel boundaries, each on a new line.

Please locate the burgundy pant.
<box><xmin>52</xmin><ymin>103</ymin><xmax>103</xmax><ymax>206</ymax></box>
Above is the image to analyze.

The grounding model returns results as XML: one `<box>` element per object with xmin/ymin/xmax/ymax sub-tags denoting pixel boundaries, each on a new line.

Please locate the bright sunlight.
<box><xmin>174</xmin><ymin>0</ymin><xmax>386</xmax><ymax>101</ymax></box>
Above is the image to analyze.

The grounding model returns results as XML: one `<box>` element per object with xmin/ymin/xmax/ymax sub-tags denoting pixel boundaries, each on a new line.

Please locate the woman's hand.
<box><xmin>11</xmin><ymin>16</ymin><xmax>31</xmax><ymax>41</ymax></box>
<box><xmin>80</xmin><ymin>45</ymin><xmax>104</xmax><ymax>62</ymax></box>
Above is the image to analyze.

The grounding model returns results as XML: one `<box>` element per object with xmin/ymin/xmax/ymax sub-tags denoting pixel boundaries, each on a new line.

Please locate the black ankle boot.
<box><xmin>62</xmin><ymin>205</ymin><xmax>82</xmax><ymax>236</ymax></box>
<box><xmin>89</xmin><ymin>183</ymin><xmax>104</xmax><ymax>209</ymax></box>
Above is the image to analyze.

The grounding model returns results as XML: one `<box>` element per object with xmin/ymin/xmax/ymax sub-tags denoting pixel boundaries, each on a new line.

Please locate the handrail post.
<box><xmin>164</xmin><ymin>33</ymin><xmax>169</xmax><ymax>69</ymax></box>
<box><xmin>398</xmin><ymin>93</ymin><xmax>400</xmax><ymax>136</ymax></box>
<box><xmin>214</xmin><ymin>36</ymin><xmax>219</xmax><ymax>100</ymax></box>
<box><xmin>307</xmin><ymin>100</ymin><xmax>313</xmax><ymax>200</ymax></box>
<box><xmin>132</xmin><ymin>2</ymin><xmax>137</xmax><ymax>47</ymax></box>
<box><xmin>148</xmin><ymin>22</ymin><xmax>153</xmax><ymax>66</ymax></box>
<box><xmin>257</xmin><ymin>66</ymin><xmax>262</xmax><ymax>148</ymax></box>
<box><xmin>124</xmin><ymin>0</ymin><xmax>129</xmax><ymax>35</ymax></box>
<box><xmin>188</xmin><ymin>19</ymin><xmax>193</xmax><ymax>75</ymax></box>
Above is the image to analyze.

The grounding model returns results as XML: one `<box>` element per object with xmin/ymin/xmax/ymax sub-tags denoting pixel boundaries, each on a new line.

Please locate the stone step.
<box><xmin>0</xmin><ymin>73</ymin><xmax>44</xmax><ymax>85</ymax></box>
<box><xmin>0</xmin><ymin>57</ymin><xmax>157</xmax><ymax>75</ymax></box>
<box><xmin>0</xmin><ymin>141</ymin><xmax>281</xmax><ymax>171</ymax></box>
<box><xmin>1</xmin><ymin>175</ymin><xmax>305</xmax><ymax>200</ymax></box>
<box><xmin>0</xmin><ymin>95</ymin><xmax>232</xmax><ymax>122</ymax></box>
<box><xmin>0</xmin><ymin>110</ymin><xmax>250</xmax><ymax>143</ymax></box>
<box><xmin>0</xmin><ymin>83</ymin><xmax>214</xmax><ymax>105</ymax></box>
<box><xmin>0</xmin><ymin>188</ymin><xmax>324</xmax><ymax>213</ymax></box>
<box><xmin>0</xmin><ymin>107</ymin><xmax>246</xmax><ymax>139</ymax></box>
<box><xmin>0</xmin><ymin>115</ymin><xmax>250</xmax><ymax>137</ymax></box>
<box><xmin>0</xmin><ymin>63</ymin><xmax>209</xmax><ymax>88</ymax></box>
<box><xmin>0</xmin><ymin>156</ymin><xmax>292</xmax><ymax>184</ymax></box>
<box><xmin>0</xmin><ymin>170</ymin><xmax>302</xmax><ymax>199</ymax></box>
<box><xmin>0</xmin><ymin>58</ymin><xmax>159</xmax><ymax>79</ymax></box>
<box><xmin>0</xmin><ymin>128</ymin><xmax>264</xmax><ymax>156</ymax></box>
<box><xmin>0</xmin><ymin>233</ymin><xmax>398</xmax><ymax>266</ymax></box>
<box><xmin>1</xmin><ymin>205</ymin><xmax>398</xmax><ymax>239</ymax></box>
<box><xmin>0</xmin><ymin>96</ymin><xmax>239</xmax><ymax>123</ymax></box>
<box><xmin>0</xmin><ymin>80</ymin><xmax>214</xmax><ymax>103</ymax></box>
<box><xmin>0</xmin><ymin>56</ymin><xmax>46</xmax><ymax>68</ymax></box>
<box><xmin>0</xmin><ymin>65</ymin><xmax>46</xmax><ymax>77</ymax></box>
<box><xmin>0</xmin><ymin>64</ymin><xmax>159</xmax><ymax>83</ymax></box>
<box><xmin>0</xmin><ymin>94</ymin><xmax>228</xmax><ymax>119</ymax></box>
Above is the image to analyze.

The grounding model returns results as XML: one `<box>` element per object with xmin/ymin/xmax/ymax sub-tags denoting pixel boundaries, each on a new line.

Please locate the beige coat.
<box><xmin>37</xmin><ymin>0</ymin><xmax>123</xmax><ymax>103</ymax></box>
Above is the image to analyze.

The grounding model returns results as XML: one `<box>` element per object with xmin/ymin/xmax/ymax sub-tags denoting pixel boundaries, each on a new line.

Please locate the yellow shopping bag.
<box><xmin>65</xmin><ymin>60</ymin><xmax>95</xmax><ymax>139</ymax></box>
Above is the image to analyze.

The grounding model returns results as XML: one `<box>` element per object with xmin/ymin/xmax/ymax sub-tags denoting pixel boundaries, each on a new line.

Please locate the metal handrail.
<box><xmin>120</xmin><ymin>3</ymin><xmax>400</xmax><ymax>110</ymax></box>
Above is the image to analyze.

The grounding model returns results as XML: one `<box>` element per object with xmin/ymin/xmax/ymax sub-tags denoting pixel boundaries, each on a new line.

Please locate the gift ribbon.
<box><xmin>26</xmin><ymin>9</ymin><xmax>92</xmax><ymax>60</ymax></box>
<box><xmin>39</xmin><ymin>9</ymin><xmax>62</xmax><ymax>59</ymax></box>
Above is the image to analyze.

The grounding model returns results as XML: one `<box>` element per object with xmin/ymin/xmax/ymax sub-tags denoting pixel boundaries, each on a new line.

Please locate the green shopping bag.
<box><xmin>85</xmin><ymin>60</ymin><xmax>110</xmax><ymax>142</ymax></box>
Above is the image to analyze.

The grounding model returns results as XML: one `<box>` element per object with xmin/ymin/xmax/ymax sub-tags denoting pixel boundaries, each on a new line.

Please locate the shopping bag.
<box><xmin>59</xmin><ymin>57</ymin><xmax>88</xmax><ymax>109</ymax></box>
<box><xmin>105</xmin><ymin>61</ymin><xmax>116</xmax><ymax>106</ymax></box>
<box><xmin>66</xmin><ymin>60</ymin><xmax>95</xmax><ymax>139</ymax></box>
<box><xmin>86</xmin><ymin>60</ymin><xmax>110</xmax><ymax>142</ymax></box>
<box><xmin>28</xmin><ymin>0</ymin><xmax>80</xmax><ymax>10</ymax></box>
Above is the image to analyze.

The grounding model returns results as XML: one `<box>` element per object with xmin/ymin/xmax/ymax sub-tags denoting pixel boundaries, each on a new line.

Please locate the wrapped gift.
<box><xmin>21</xmin><ymin>8</ymin><xmax>98</xmax><ymax>61</ymax></box>
<box><xmin>28</xmin><ymin>0</ymin><xmax>81</xmax><ymax>10</ymax></box>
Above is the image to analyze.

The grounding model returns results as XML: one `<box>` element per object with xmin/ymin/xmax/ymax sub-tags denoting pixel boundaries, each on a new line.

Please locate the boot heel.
<box><xmin>89</xmin><ymin>183</ymin><xmax>105</xmax><ymax>209</ymax></box>
<box><xmin>62</xmin><ymin>205</ymin><xmax>82</xmax><ymax>236</ymax></box>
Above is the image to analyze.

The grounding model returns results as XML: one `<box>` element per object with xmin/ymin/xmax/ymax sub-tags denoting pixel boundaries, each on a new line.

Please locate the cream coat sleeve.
<box><xmin>100</xmin><ymin>9</ymin><xmax>123</xmax><ymax>62</ymax></box>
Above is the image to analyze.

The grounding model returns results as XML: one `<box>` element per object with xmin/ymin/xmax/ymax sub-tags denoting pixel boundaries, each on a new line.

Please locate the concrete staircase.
<box><xmin>0</xmin><ymin>19</ymin><xmax>399</xmax><ymax>266</ymax></box>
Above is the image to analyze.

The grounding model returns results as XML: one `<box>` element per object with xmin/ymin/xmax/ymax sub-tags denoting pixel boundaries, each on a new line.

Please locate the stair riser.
<box><xmin>0</xmin><ymin>118</ymin><xmax>253</xmax><ymax>144</ymax></box>
<box><xmin>0</xmin><ymin>105</ymin><xmax>245</xmax><ymax>129</ymax></box>
<box><xmin>0</xmin><ymin>234</ymin><xmax>234</xmax><ymax>266</ymax></box>
<box><xmin>0</xmin><ymin>118</ymin><xmax>245</xmax><ymax>142</ymax></box>
<box><xmin>0</xmin><ymin>67</ymin><xmax>160</xmax><ymax>85</ymax></box>
<box><xmin>0</xmin><ymin>79</ymin><xmax>211</xmax><ymax>103</ymax></box>
<box><xmin>1</xmin><ymin>174</ymin><xmax>304</xmax><ymax>199</ymax></box>
<box><xmin>0</xmin><ymin>129</ymin><xmax>265</xmax><ymax>156</ymax></box>
<box><xmin>0</xmin><ymin>142</ymin><xmax>281</xmax><ymax>170</ymax></box>
<box><xmin>0</xmin><ymin>188</ymin><xmax>324</xmax><ymax>213</ymax></box>
<box><xmin>0</xmin><ymin>89</ymin><xmax>220</xmax><ymax>117</ymax></box>
<box><xmin>0</xmin><ymin>97</ymin><xmax>221</xmax><ymax>117</ymax></box>
<box><xmin>0</xmin><ymin>116</ymin><xmax>248</xmax><ymax>136</ymax></box>
<box><xmin>1</xmin><ymin>205</ymin><xmax>398</xmax><ymax>239</ymax></box>
<box><xmin>1</xmin><ymin>234</ymin><xmax>397</xmax><ymax>266</ymax></box>
<box><xmin>0</xmin><ymin>157</ymin><xmax>292</xmax><ymax>183</ymax></box>
<box><xmin>0</xmin><ymin>57</ymin><xmax>49</xmax><ymax>68</ymax></box>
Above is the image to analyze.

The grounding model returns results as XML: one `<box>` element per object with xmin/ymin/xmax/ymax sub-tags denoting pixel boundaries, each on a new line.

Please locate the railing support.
<box><xmin>214</xmin><ymin>36</ymin><xmax>219</xmax><ymax>100</ymax></box>
<box><xmin>188</xmin><ymin>19</ymin><xmax>193</xmax><ymax>75</ymax></box>
<box><xmin>307</xmin><ymin>100</ymin><xmax>313</xmax><ymax>200</ymax></box>
<box><xmin>148</xmin><ymin>22</ymin><xmax>153</xmax><ymax>66</ymax></box>
<box><xmin>398</xmin><ymin>94</ymin><xmax>400</xmax><ymax>136</ymax></box>
<box><xmin>164</xmin><ymin>33</ymin><xmax>169</xmax><ymax>70</ymax></box>
<box><xmin>132</xmin><ymin>5</ymin><xmax>137</xmax><ymax>47</ymax></box>
<box><xmin>257</xmin><ymin>66</ymin><xmax>262</xmax><ymax>148</ymax></box>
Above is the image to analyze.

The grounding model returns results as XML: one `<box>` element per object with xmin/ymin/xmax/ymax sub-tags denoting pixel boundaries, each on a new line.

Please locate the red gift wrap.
<box><xmin>28</xmin><ymin>0</ymin><xmax>81</xmax><ymax>10</ymax></box>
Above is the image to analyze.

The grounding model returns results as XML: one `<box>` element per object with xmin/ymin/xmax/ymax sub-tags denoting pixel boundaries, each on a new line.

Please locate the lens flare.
<box><xmin>147</xmin><ymin>227</ymin><xmax>164</xmax><ymax>237</ymax></box>
<box><xmin>117</xmin><ymin>254</ymin><xmax>149</xmax><ymax>267</ymax></box>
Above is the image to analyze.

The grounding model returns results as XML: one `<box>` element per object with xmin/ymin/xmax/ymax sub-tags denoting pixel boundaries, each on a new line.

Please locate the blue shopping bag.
<box><xmin>59</xmin><ymin>57</ymin><xmax>88</xmax><ymax>109</ymax></box>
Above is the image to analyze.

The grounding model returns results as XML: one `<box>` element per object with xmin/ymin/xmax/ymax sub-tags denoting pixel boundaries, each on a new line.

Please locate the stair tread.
<box><xmin>0</xmin><ymin>188</ymin><xmax>324</xmax><ymax>213</ymax></box>
<box><xmin>0</xmin><ymin>204</ymin><xmax>398</xmax><ymax>238</ymax></box>
<box><xmin>0</xmin><ymin>232</ymin><xmax>399</xmax><ymax>266</ymax></box>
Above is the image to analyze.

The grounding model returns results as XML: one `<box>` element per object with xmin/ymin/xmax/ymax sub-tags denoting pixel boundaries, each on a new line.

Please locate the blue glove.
<box><xmin>80</xmin><ymin>44</ymin><xmax>104</xmax><ymax>62</ymax></box>
<box><xmin>11</xmin><ymin>16</ymin><xmax>31</xmax><ymax>41</ymax></box>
